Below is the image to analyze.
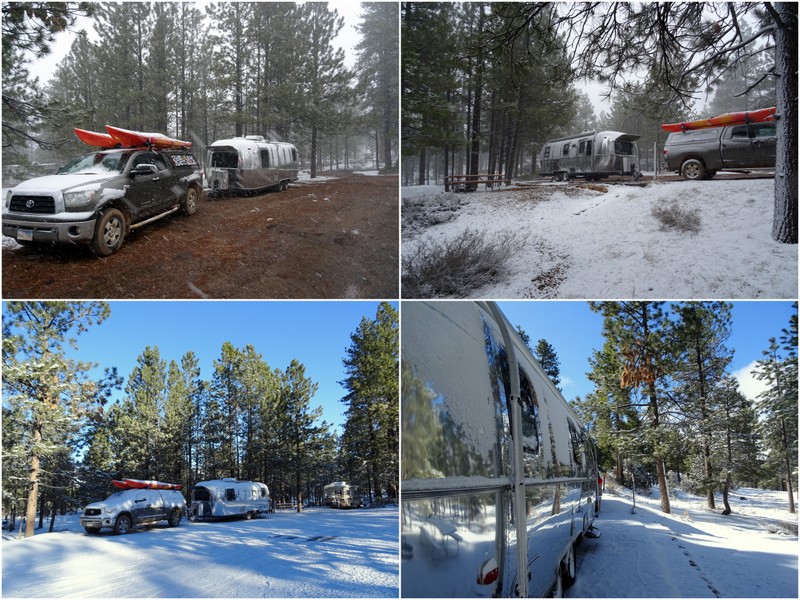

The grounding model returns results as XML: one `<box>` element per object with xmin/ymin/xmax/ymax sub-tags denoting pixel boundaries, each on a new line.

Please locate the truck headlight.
<box><xmin>4</xmin><ymin>189</ymin><xmax>12</xmax><ymax>210</ymax></box>
<box><xmin>104</xmin><ymin>507</ymin><xmax>118</xmax><ymax>515</ymax></box>
<box><xmin>63</xmin><ymin>189</ymin><xmax>96</xmax><ymax>209</ymax></box>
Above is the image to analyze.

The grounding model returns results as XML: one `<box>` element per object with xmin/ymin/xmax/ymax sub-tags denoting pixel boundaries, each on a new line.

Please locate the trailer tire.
<box><xmin>562</xmin><ymin>545</ymin><xmax>576</xmax><ymax>587</ymax></box>
<box><xmin>680</xmin><ymin>159</ymin><xmax>706</xmax><ymax>180</ymax></box>
<box><xmin>550</xmin><ymin>566</ymin><xmax>564</xmax><ymax>598</ymax></box>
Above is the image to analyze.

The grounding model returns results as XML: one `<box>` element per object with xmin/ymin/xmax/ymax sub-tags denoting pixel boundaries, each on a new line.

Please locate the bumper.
<box><xmin>80</xmin><ymin>515</ymin><xmax>115</xmax><ymax>529</ymax></box>
<box><xmin>2</xmin><ymin>216</ymin><xmax>96</xmax><ymax>244</ymax></box>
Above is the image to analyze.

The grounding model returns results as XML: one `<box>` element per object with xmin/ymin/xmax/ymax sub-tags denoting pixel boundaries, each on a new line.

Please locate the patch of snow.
<box><xmin>2</xmin><ymin>506</ymin><xmax>399</xmax><ymax>598</ymax></box>
<box><xmin>567</xmin><ymin>486</ymin><xmax>798</xmax><ymax>598</ymax></box>
<box><xmin>402</xmin><ymin>179</ymin><xmax>797</xmax><ymax>299</ymax></box>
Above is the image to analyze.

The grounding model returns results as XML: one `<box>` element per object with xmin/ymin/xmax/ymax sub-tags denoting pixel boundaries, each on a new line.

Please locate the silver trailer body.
<box><xmin>206</xmin><ymin>136</ymin><xmax>299</xmax><ymax>195</ymax></box>
<box><xmin>190</xmin><ymin>478</ymin><xmax>271</xmax><ymax>520</ymax></box>
<box><xmin>323</xmin><ymin>481</ymin><xmax>362</xmax><ymax>508</ymax></box>
<box><xmin>401</xmin><ymin>301</ymin><xmax>599</xmax><ymax>598</ymax></box>
<box><xmin>540</xmin><ymin>130</ymin><xmax>640</xmax><ymax>180</ymax></box>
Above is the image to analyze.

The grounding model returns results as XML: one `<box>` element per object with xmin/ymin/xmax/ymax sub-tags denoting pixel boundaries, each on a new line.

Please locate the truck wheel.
<box><xmin>113</xmin><ymin>514</ymin><xmax>132</xmax><ymax>535</ymax></box>
<box><xmin>182</xmin><ymin>186</ymin><xmax>199</xmax><ymax>216</ymax></box>
<box><xmin>681</xmin><ymin>159</ymin><xmax>705</xmax><ymax>180</ymax></box>
<box><xmin>91</xmin><ymin>208</ymin><xmax>126</xmax><ymax>256</ymax></box>
<box><xmin>167</xmin><ymin>509</ymin><xmax>181</xmax><ymax>527</ymax></box>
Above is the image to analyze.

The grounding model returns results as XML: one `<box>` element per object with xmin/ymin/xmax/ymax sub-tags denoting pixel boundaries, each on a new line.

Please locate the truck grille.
<box><xmin>84</xmin><ymin>508</ymin><xmax>101</xmax><ymax>516</ymax></box>
<box><xmin>10</xmin><ymin>195</ymin><xmax>56</xmax><ymax>214</ymax></box>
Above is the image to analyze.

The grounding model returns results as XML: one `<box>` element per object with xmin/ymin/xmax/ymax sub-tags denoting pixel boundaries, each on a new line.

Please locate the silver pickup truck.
<box><xmin>663</xmin><ymin>122</ymin><xmax>776</xmax><ymax>180</ymax></box>
<box><xmin>3</xmin><ymin>148</ymin><xmax>202</xmax><ymax>256</ymax></box>
<box><xmin>80</xmin><ymin>488</ymin><xmax>185</xmax><ymax>534</ymax></box>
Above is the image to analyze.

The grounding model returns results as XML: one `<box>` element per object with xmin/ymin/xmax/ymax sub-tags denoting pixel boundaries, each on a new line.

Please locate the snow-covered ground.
<box><xmin>568</xmin><ymin>486</ymin><xmax>798</xmax><ymax>598</ymax></box>
<box><xmin>2</xmin><ymin>506</ymin><xmax>398</xmax><ymax>598</ymax></box>
<box><xmin>402</xmin><ymin>177</ymin><xmax>798</xmax><ymax>299</ymax></box>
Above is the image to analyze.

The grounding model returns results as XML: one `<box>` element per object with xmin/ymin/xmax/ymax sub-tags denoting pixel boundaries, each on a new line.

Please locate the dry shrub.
<box><xmin>402</xmin><ymin>229</ymin><xmax>521</xmax><ymax>298</ymax></box>
<box><xmin>651</xmin><ymin>200</ymin><xmax>701</xmax><ymax>234</ymax></box>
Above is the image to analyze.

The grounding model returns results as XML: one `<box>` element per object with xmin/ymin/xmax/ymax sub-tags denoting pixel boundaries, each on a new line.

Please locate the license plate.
<box><xmin>17</xmin><ymin>229</ymin><xmax>33</xmax><ymax>242</ymax></box>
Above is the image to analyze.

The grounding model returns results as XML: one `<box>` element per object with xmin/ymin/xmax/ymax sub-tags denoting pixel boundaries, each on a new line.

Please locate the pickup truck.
<box><xmin>663</xmin><ymin>122</ymin><xmax>776</xmax><ymax>180</ymax></box>
<box><xmin>2</xmin><ymin>148</ymin><xmax>202</xmax><ymax>256</ymax></box>
<box><xmin>80</xmin><ymin>488</ymin><xmax>186</xmax><ymax>534</ymax></box>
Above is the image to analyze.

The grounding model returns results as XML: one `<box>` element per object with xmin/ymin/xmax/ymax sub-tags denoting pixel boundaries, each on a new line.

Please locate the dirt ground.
<box><xmin>2</xmin><ymin>172</ymin><xmax>399</xmax><ymax>299</ymax></box>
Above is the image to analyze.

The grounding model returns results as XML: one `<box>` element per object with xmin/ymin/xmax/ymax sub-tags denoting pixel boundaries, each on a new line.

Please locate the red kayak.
<box><xmin>112</xmin><ymin>480</ymin><xmax>131</xmax><ymax>489</ymax></box>
<box><xmin>105</xmin><ymin>125</ymin><xmax>192</xmax><ymax>150</ymax></box>
<box><xmin>123</xmin><ymin>478</ymin><xmax>182</xmax><ymax>490</ymax></box>
<box><xmin>661</xmin><ymin>106</ymin><xmax>776</xmax><ymax>132</ymax></box>
<box><xmin>74</xmin><ymin>128</ymin><xmax>118</xmax><ymax>148</ymax></box>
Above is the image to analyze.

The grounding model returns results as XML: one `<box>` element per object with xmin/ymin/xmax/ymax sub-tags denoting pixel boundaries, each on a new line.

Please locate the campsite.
<box><xmin>2</xmin><ymin>506</ymin><xmax>399</xmax><ymax>598</ymax></box>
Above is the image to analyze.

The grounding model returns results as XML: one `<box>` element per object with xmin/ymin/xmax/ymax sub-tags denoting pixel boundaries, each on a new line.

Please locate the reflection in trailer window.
<box><xmin>519</xmin><ymin>368</ymin><xmax>541</xmax><ymax>455</ymax></box>
<box><xmin>568</xmin><ymin>420</ymin><xmax>587</xmax><ymax>476</ymax></box>
<box><xmin>562</xmin><ymin>143</ymin><xmax>570</xmax><ymax>157</ymax></box>
<box><xmin>614</xmin><ymin>140</ymin><xmax>636</xmax><ymax>155</ymax></box>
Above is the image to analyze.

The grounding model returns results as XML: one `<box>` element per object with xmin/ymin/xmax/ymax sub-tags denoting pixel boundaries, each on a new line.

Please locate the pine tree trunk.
<box><xmin>772</xmin><ymin>2</ymin><xmax>798</xmax><ymax>244</ymax></box>
<box><xmin>25</xmin><ymin>420</ymin><xmax>42</xmax><ymax>538</ymax></box>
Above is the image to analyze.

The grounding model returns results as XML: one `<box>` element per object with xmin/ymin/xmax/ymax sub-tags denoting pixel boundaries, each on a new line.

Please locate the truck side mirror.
<box><xmin>130</xmin><ymin>164</ymin><xmax>158</xmax><ymax>177</ymax></box>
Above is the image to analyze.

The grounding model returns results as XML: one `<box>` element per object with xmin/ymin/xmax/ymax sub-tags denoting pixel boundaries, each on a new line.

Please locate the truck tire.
<box><xmin>680</xmin><ymin>159</ymin><xmax>706</xmax><ymax>180</ymax></box>
<box><xmin>182</xmin><ymin>186</ymin><xmax>199</xmax><ymax>216</ymax></box>
<box><xmin>113</xmin><ymin>514</ymin><xmax>132</xmax><ymax>535</ymax></box>
<box><xmin>91</xmin><ymin>207</ymin><xmax>126</xmax><ymax>256</ymax></box>
<box><xmin>168</xmin><ymin>509</ymin><xmax>182</xmax><ymax>527</ymax></box>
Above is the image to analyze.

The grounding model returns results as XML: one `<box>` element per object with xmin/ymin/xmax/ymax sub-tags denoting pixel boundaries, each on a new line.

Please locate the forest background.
<box><xmin>2</xmin><ymin>301</ymin><xmax>399</xmax><ymax>539</ymax></box>
<box><xmin>2</xmin><ymin>1</ymin><xmax>399</xmax><ymax>179</ymax></box>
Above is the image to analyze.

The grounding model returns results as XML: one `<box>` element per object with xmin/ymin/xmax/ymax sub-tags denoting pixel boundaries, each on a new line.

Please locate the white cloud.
<box><xmin>732</xmin><ymin>360</ymin><xmax>768</xmax><ymax>403</ymax></box>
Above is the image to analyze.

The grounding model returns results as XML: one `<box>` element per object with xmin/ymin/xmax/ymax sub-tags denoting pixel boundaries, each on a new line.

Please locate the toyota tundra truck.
<box><xmin>663</xmin><ymin>121</ymin><xmax>776</xmax><ymax>180</ymax></box>
<box><xmin>2</xmin><ymin>148</ymin><xmax>202</xmax><ymax>256</ymax></box>
<box><xmin>80</xmin><ymin>487</ymin><xmax>186</xmax><ymax>534</ymax></box>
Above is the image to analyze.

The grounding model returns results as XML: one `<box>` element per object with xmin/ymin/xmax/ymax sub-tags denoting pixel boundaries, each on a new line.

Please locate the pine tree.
<box><xmin>124</xmin><ymin>346</ymin><xmax>168</xmax><ymax>479</ymax></box>
<box><xmin>534</xmin><ymin>339</ymin><xmax>561</xmax><ymax>388</ymax></box>
<box><xmin>670</xmin><ymin>302</ymin><xmax>733</xmax><ymax>509</ymax></box>
<box><xmin>355</xmin><ymin>2</ymin><xmax>399</xmax><ymax>170</ymax></box>
<box><xmin>2</xmin><ymin>302</ymin><xmax>117</xmax><ymax>538</ymax></box>
<box><xmin>340</xmin><ymin>303</ymin><xmax>399</xmax><ymax>502</ymax></box>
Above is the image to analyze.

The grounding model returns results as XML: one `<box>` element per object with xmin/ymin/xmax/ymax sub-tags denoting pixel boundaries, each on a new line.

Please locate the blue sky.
<box><xmin>55</xmin><ymin>301</ymin><xmax>396</xmax><ymax>435</ymax></box>
<box><xmin>498</xmin><ymin>300</ymin><xmax>796</xmax><ymax>402</ymax></box>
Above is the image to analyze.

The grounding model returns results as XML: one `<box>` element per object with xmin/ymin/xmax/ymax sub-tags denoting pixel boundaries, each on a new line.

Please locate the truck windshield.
<box><xmin>58</xmin><ymin>151</ymin><xmax>133</xmax><ymax>175</ymax></box>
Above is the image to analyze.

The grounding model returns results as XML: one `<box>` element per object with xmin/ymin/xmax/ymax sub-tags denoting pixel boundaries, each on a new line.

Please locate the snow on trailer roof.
<box><xmin>209</xmin><ymin>137</ymin><xmax>296</xmax><ymax>150</ymax></box>
<box><xmin>543</xmin><ymin>130</ymin><xmax>641</xmax><ymax>143</ymax></box>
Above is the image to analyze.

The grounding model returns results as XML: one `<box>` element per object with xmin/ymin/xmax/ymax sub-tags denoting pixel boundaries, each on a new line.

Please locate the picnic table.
<box><xmin>444</xmin><ymin>173</ymin><xmax>511</xmax><ymax>191</ymax></box>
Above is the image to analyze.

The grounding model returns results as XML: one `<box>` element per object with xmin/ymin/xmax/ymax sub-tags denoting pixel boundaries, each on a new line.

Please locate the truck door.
<box><xmin>750</xmin><ymin>123</ymin><xmax>776</xmax><ymax>167</ymax></box>
<box><xmin>132</xmin><ymin>490</ymin><xmax>163</xmax><ymax>523</ymax></box>
<box><xmin>720</xmin><ymin>125</ymin><xmax>752</xmax><ymax>168</ymax></box>
<box><xmin>127</xmin><ymin>152</ymin><xmax>174</xmax><ymax>215</ymax></box>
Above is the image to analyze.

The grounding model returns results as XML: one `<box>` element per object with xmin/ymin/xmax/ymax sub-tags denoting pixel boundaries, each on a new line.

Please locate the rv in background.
<box><xmin>401</xmin><ymin>301</ymin><xmax>599</xmax><ymax>598</ymax></box>
<box><xmin>540</xmin><ymin>130</ymin><xmax>641</xmax><ymax>181</ymax></box>
<box><xmin>190</xmin><ymin>479</ymin><xmax>270</xmax><ymax>521</ymax></box>
<box><xmin>206</xmin><ymin>136</ymin><xmax>299</xmax><ymax>195</ymax></box>
<box><xmin>323</xmin><ymin>482</ymin><xmax>363</xmax><ymax>508</ymax></box>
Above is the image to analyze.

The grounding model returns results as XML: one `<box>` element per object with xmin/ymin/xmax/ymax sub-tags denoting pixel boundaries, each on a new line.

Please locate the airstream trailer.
<box><xmin>540</xmin><ymin>130</ymin><xmax>641</xmax><ymax>181</ymax></box>
<box><xmin>323</xmin><ymin>481</ymin><xmax>363</xmax><ymax>508</ymax></box>
<box><xmin>206</xmin><ymin>136</ymin><xmax>299</xmax><ymax>195</ymax></box>
<box><xmin>190</xmin><ymin>478</ymin><xmax>271</xmax><ymax>521</ymax></box>
<box><xmin>401</xmin><ymin>301</ymin><xmax>599</xmax><ymax>598</ymax></box>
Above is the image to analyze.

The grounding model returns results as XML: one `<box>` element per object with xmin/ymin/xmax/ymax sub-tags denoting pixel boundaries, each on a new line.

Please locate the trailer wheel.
<box><xmin>550</xmin><ymin>567</ymin><xmax>564</xmax><ymax>598</ymax></box>
<box><xmin>562</xmin><ymin>545</ymin><xmax>576</xmax><ymax>587</ymax></box>
<box><xmin>680</xmin><ymin>159</ymin><xmax>706</xmax><ymax>180</ymax></box>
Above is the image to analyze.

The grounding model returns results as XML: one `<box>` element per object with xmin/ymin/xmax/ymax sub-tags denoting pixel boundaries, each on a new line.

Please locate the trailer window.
<box><xmin>578</xmin><ymin>141</ymin><xmax>585</xmax><ymax>155</ymax></box>
<box><xmin>585</xmin><ymin>141</ymin><xmax>592</xmax><ymax>155</ymax></box>
<box><xmin>543</xmin><ymin>145</ymin><xmax>551</xmax><ymax>158</ymax></box>
<box><xmin>613</xmin><ymin>140</ymin><xmax>635</xmax><ymax>155</ymax></box>
<box><xmin>226</xmin><ymin>488</ymin><xmax>236</xmax><ymax>501</ymax></box>
<box><xmin>211</xmin><ymin>150</ymin><xmax>238</xmax><ymax>168</ymax></box>
<box><xmin>562</xmin><ymin>143</ymin><xmax>570</xmax><ymax>157</ymax></box>
<box><xmin>519</xmin><ymin>368</ymin><xmax>541</xmax><ymax>455</ymax></box>
<box><xmin>260</xmin><ymin>149</ymin><xmax>270</xmax><ymax>168</ymax></box>
<box><xmin>291</xmin><ymin>148</ymin><xmax>298</xmax><ymax>162</ymax></box>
